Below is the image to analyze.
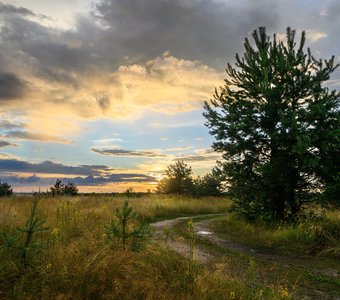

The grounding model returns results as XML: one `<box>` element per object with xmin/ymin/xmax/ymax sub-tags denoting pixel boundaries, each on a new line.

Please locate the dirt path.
<box><xmin>151</xmin><ymin>214</ymin><xmax>340</xmax><ymax>278</ymax></box>
<box><xmin>151</xmin><ymin>214</ymin><xmax>221</xmax><ymax>264</ymax></box>
<box><xmin>152</xmin><ymin>214</ymin><xmax>340</xmax><ymax>299</ymax></box>
<box><xmin>195</xmin><ymin>219</ymin><xmax>340</xmax><ymax>278</ymax></box>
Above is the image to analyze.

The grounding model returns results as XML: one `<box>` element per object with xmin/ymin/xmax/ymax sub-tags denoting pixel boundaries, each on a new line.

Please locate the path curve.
<box><xmin>151</xmin><ymin>214</ymin><xmax>339</xmax><ymax>279</ymax></box>
<box><xmin>151</xmin><ymin>214</ymin><xmax>225</xmax><ymax>264</ymax></box>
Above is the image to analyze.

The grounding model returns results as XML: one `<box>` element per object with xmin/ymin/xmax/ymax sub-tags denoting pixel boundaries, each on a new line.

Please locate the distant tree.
<box><xmin>0</xmin><ymin>181</ymin><xmax>13</xmax><ymax>197</ymax></box>
<box><xmin>124</xmin><ymin>187</ymin><xmax>135</xmax><ymax>198</ymax></box>
<box><xmin>194</xmin><ymin>169</ymin><xmax>224</xmax><ymax>197</ymax></box>
<box><xmin>204</xmin><ymin>27</ymin><xmax>339</xmax><ymax>221</ymax></box>
<box><xmin>50</xmin><ymin>179</ymin><xmax>78</xmax><ymax>196</ymax></box>
<box><xmin>50</xmin><ymin>179</ymin><xmax>63</xmax><ymax>197</ymax></box>
<box><xmin>156</xmin><ymin>161</ymin><xmax>194</xmax><ymax>195</ymax></box>
<box><xmin>62</xmin><ymin>182</ymin><xmax>78</xmax><ymax>196</ymax></box>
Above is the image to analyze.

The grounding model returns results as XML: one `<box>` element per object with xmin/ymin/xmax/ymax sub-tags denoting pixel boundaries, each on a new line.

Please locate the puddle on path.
<box><xmin>197</xmin><ymin>230</ymin><xmax>213</xmax><ymax>235</ymax></box>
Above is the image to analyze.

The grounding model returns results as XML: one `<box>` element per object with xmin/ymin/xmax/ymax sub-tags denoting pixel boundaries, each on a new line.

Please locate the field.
<box><xmin>0</xmin><ymin>195</ymin><xmax>339</xmax><ymax>299</ymax></box>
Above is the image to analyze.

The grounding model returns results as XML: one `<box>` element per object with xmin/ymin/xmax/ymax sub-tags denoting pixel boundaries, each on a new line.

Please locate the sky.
<box><xmin>0</xmin><ymin>0</ymin><xmax>339</xmax><ymax>193</ymax></box>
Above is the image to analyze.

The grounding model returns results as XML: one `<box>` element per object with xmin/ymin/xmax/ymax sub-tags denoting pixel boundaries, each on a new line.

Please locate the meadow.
<box><xmin>0</xmin><ymin>195</ymin><xmax>339</xmax><ymax>299</ymax></box>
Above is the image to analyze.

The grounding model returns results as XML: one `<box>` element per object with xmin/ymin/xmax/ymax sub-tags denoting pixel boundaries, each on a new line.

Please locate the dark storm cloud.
<box><xmin>0</xmin><ymin>0</ymin><xmax>338</xmax><ymax>111</ymax></box>
<box><xmin>0</xmin><ymin>0</ymin><xmax>280</xmax><ymax>82</ymax></box>
<box><xmin>0</xmin><ymin>2</ymin><xmax>36</xmax><ymax>17</ymax></box>
<box><xmin>0</xmin><ymin>72</ymin><xmax>25</xmax><ymax>100</ymax></box>
<box><xmin>1</xmin><ymin>16</ymin><xmax>91</xmax><ymax>71</ymax></box>
<box><xmin>70</xmin><ymin>173</ymin><xmax>156</xmax><ymax>185</ymax></box>
<box><xmin>0</xmin><ymin>173</ymin><xmax>156</xmax><ymax>186</ymax></box>
<box><xmin>92</xmin><ymin>147</ymin><xmax>221</xmax><ymax>161</ymax></box>
<box><xmin>1</xmin><ymin>0</ymin><xmax>338</xmax><ymax>78</ymax></box>
<box><xmin>0</xmin><ymin>159</ymin><xmax>114</xmax><ymax>176</ymax></box>
<box><xmin>92</xmin><ymin>148</ymin><xmax>167</xmax><ymax>158</ymax></box>
<box><xmin>93</xmin><ymin>0</ymin><xmax>279</xmax><ymax>67</ymax></box>
<box><xmin>1</xmin><ymin>174</ymin><xmax>41</xmax><ymax>185</ymax></box>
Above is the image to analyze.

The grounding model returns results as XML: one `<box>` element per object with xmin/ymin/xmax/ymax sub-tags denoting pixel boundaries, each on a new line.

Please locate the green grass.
<box><xmin>0</xmin><ymin>195</ymin><xmax>292</xmax><ymax>299</ymax></box>
<box><xmin>171</xmin><ymin>215</ymin><xmax>340</xmax><ymax>299</ymax></box>
<box><xmin>211</xmin><ymin>208</ymin><xmax>340</xmax><ymax>259</ymax></box>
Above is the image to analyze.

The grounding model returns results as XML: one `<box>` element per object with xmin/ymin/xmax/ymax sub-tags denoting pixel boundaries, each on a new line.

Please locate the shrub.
<box><xmin>0</xmin><ymin>181</ymin><xmax>13</xmax><ymax>197</ymax></box>
<box><xmin>50</xmin><ymin>179</ymin><xmax>78</xmax><ymax>196</ymax></box>
<box><xmin>63</xmin><ymin>182</ymin><xmax>78</xmax><ymax>196</ymax></box>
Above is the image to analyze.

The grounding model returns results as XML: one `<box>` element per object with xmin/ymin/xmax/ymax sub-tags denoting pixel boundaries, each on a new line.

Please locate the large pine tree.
<box><xmin>204</xmin><ymin>27</ymin><xmax>339</xmax><ymax>221</ymax></box>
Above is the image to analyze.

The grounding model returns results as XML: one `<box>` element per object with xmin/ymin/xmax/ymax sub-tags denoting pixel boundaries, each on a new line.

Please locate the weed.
<box><xmin>187</xmin><ymin>218</ymin><xmax>196</xmax><ymax>290</ymax></box>
<box><xmin>247</xmin><ymin>256</ymin><xmax>256</xmax><ymax>285</ymax></box>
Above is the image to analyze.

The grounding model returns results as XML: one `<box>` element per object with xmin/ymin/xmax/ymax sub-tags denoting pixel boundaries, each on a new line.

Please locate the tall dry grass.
<box><xmin>0</xmin><ymin>195</ymin><xmax>291</xmax><ymax>299</ymax></box>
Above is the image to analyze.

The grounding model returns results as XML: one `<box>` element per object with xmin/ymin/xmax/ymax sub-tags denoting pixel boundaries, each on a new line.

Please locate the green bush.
<box><xmin>0</xmin><ymin>181</ymin><xmax>13</xmax><ymax>197</ymax></box>
<box><xmin>50</xmin><ymin>179</ymin><xmax>78</xmax><ymax>196</ymax></box>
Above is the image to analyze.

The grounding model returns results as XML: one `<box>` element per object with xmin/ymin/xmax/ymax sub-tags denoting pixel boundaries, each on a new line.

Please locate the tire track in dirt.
<box><xmin>151</xmin><ymin>214</ymin><xmax>222</xmax><ymax>264</ymax></box>
<box><xmin>152</xmin><ymin>215</ymin><xmax>339</xmax><ymax>278</ymax></box>
<box><xmin>195</xmin><ymin>219</ymin><xmax>339</xmax><ymax>279</ymax></box>
<box><xmin>151</xmin><ymin>215</ymin><xmax>340</xmax><ymax>299</ymax></box>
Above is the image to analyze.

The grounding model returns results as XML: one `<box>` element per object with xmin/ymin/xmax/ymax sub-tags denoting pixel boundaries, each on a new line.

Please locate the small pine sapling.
<box><xmin>0</xmin><ymin>200</ymin><xmax>49</xmax><ymax>266</ymax></box>
<box><xmin>105</xmin><ymin>200</ymin><xmax>149</xmax><ymax>249</ymax></box>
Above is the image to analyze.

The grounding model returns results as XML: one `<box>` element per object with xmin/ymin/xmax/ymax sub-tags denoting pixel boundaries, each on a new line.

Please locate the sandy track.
<box><xmin>151</xmin><ymin>215</ymin><xmax>339</xmax><ymax>279</ymax></box>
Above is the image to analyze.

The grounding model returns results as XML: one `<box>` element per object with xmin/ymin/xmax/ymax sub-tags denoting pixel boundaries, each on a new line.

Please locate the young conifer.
<box><xmin>204</xmin><ymin>27</ymin><xmax>339</xmax><ymax>221</ymax></box>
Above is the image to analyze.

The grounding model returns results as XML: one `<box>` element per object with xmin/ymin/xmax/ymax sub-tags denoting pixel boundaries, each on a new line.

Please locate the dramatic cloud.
<box><xmin>0</xmin><ymin>0</ymin><xmax>338</xmax><ymax>123</ymax></box>
<box><xmin>0</xmin><ymin>119</ymin><xmax>25</xmax><ymax>129</ymax></box>
<box><xmin>93</xmin><ymin>0</ymin><xmax>279</xmax><ymax>67</ymax></box>
<box><xmin>112</xmin><ymin>54</ymin><xmax>222</xmax><ymax>115</ymax></box>
<box><xmin>0</xmin><ymin>2</ymin><xmax>36</xmax><ymax>17</ymax></box>
<box><xmin>0</xmin><ymin>0</ymin><xmax>339</xmax><ymax>192</ymax></box>
<box><xmin>92</xmin><ymin>148</ymin><xmax>167</xmax><ymax>158</ymax></box>
<box><xmin>0</xmin><ymin>140</ymin><xmax>18</xmax><ymax>148</ymax></box>
<box><xmin>0</xmin><ymin>72</ymin><xmax>26</xmax><ymax>100</ymax></box>
<box><xmin>0</xmin><ymin>173</ymin><xmax>156</xmax><ymax>187</ymax></box>
<box><xmin>71</xmin><ymin>174</ymin><xmax>156</xmax><ymax>185</ymax></box>
<box><xmin>3</xmin><ymin>131</ymin><xmax>72</xmax><ymax>143</ymax></box>
<box><xmin>0</xmin><ymin>0</ymin><xmax>277</xmax><ymax>116</ymax></box>
<box><xmin>93</xmin><ymin>146</ymin><xmax>221</xmax><ymax>164</ymax></box>
<box><xmin>0</xmin><ymin>159</ymin><xmax>114</xmax><ymax>176</ymax></box>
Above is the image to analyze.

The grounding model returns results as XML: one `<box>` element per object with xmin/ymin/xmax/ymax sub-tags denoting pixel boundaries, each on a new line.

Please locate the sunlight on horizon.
<box><xmin>0</xmin><ymin>0</ymin><xmax>339</xmax><ymax>193</ymax></box>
